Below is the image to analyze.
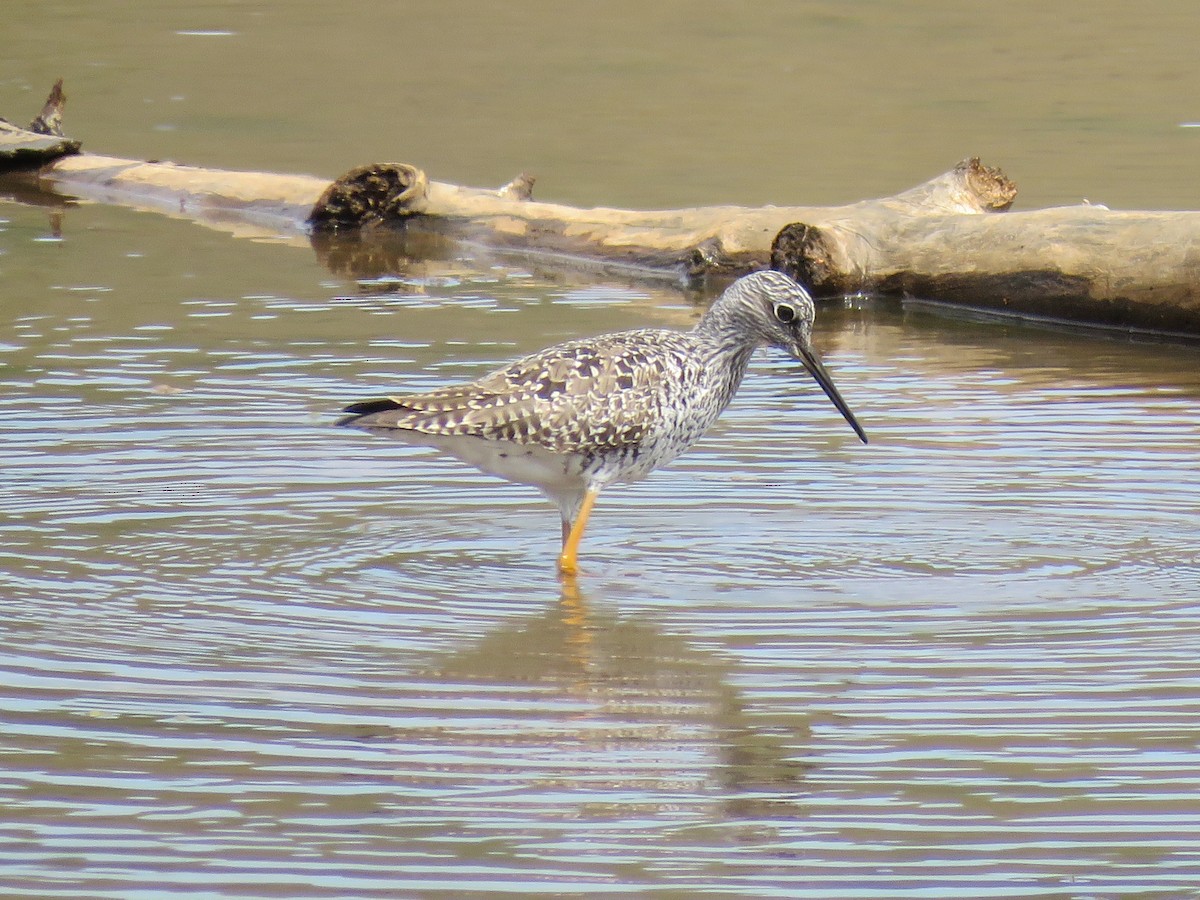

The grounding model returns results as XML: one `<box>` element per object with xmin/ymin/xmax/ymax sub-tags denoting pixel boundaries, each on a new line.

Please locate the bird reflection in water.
<box><xmin>422</xmin><ymin>579</ymin><xmax>813</xmax><ymax>812</ymax></box>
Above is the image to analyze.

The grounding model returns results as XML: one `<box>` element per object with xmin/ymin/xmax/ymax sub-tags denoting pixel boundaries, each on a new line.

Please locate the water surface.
<box><xmin>3</xmin><ymin>2</ymin><xmax>1200</xmax><ymax>896</ymax></box>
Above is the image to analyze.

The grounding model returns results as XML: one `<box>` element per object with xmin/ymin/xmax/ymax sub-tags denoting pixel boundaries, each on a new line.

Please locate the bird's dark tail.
<box><xmin>336</xmin><ymin>397</ymin><xmax>404</xmax><ymax>426</ymax></box>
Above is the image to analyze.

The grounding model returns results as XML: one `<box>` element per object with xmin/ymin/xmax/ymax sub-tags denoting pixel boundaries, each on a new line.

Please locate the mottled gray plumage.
<box><xmin>339</xmin><ymin>270</ymin><xmax>867</xmax><ymax>572</ymax></box>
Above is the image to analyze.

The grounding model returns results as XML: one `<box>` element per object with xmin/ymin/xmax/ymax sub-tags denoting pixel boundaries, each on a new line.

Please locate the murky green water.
<box><xmin>4</xmin><ymin>2</ymin><xmax>1200</xmax><ymax>896</ymax></box>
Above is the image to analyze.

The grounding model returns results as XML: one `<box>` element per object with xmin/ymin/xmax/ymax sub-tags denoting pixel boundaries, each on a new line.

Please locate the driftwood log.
<box><xmin>5</xmin><ymin>81</ymin><xmax>1200</xmax><ymax>337</ymax></box>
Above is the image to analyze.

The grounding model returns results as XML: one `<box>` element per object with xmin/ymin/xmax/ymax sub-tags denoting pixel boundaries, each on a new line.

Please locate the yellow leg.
<box><xmin>558</xmin><ymin>488</ymin><xmax>600</xmax><ymax>576</ymax></box>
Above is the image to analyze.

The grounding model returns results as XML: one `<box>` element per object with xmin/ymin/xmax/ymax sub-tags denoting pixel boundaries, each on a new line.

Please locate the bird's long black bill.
<box><xmin>797</xmin><ymin>344</ymin><xmax>868</xmax><ymax>444</ymax></box>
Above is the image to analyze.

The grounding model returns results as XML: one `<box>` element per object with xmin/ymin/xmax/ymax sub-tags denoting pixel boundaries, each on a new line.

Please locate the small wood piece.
<box><xmin>28</xmin><ymin>78</ymin><xmax>68</xmax><ymax>136</ymax></box>
<box><xmin>0</xmin><ymin>80</ymin><xmax>81</xmax><ymax>169</ymax></box>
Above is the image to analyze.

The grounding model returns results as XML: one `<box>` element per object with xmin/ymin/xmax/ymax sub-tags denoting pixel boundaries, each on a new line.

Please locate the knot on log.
<box><xmin>308</xmin><ymin>162</ymin><xmax>429</xmax><ymax>230</ymax></box>
<box><xmin>959</xmin><ymin>157</ymin><xmax>1017</xmax><ymax>211</ymax></box>
<box><xmin>498</xmin><ymin>173</ymin><xmax>535</xmax><ymax>201</ymax></box>
<box><xmin>887</xmin><ymin>157</ymin><xmax>1017</xmax><ymax>215</ymax></box>
<box><xmin>686</xmin><ymin>239</ymin><xmax>729</xmax><ymax>278</ymax></box>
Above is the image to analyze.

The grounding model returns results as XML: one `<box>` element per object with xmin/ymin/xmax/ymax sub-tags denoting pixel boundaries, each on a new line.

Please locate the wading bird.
<box><xmin>339</xmin><ymin>270</ymin><xmax>867</xmax><ymax>575</ymax></box>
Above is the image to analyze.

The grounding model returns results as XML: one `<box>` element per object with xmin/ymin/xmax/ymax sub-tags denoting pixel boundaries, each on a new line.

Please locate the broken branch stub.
<box><xmin>883</xmin><ymin>157</ymin><xmax>1017</xmax><ymax>215</ymax></box>
<box><xmin>29</xmin><ymin>79</ymin><xmax>69</xmax><ymax>137</ymax></box>
<box><xmin>308</xmin><ymin>163</ymin><xmax>429</xmax><ymax>229</ymax></box>
<box><xmin>0</xmin><ymin>79</ymin><xmax>81</xmax><ymax>169</ymax></box>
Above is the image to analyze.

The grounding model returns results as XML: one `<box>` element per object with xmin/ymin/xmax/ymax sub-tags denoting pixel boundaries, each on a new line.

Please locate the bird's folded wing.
<box><xmin>342</xmin><ymin>331</ymin><xmax>702</xmax><ymax>454</ymax></box>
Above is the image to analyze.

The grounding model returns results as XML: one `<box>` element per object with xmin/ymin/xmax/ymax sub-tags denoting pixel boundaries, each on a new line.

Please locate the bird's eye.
<box><xmin>774</xmin><ymin>303</ymin><xmax>796</xmax><ymax>324</ymax></box>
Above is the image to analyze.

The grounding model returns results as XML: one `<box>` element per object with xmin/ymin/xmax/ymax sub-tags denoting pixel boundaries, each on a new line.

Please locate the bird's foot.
<box><xmin>557</xmin><ymin>552</ymin><xmax>580</xmax><ymax>578</ymax></box>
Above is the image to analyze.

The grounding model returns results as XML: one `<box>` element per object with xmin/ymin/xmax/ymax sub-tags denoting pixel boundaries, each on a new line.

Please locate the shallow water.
<box><xmin>4</xmin><ymin>2</ymin><xmax>1200</xmax><ymax>897</ymax></box>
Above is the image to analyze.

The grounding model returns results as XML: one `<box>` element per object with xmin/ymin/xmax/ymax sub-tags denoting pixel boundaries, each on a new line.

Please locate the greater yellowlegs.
<box><xmin>339</xmin><ymin>270</ymin><xmax>867</xmax><ymax>575</ymax></box>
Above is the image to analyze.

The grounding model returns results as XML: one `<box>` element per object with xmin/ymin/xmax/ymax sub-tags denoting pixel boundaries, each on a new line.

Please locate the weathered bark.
<box><xmin>36</xmin><ymin>152</ymin><xmax>330</xmax><ymax>229</ymax></box>
<box><xmin>304</xmin><ymin>158</ymin><xmax>1017</xmax><ymax>282</ymax></box>
<box><xmin>6</xmin><ymin>81</ymin><xmax>1200</xmax><ymax>336</ymax></box>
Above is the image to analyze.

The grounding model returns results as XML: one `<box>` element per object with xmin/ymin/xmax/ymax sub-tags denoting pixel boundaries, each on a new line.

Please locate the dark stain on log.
<box><xmin>309</xmin><ymin>214</ymin><xmax>709</xmax><ymax>282</ymax></box>
<box><xmin>882</xmin><ymin>271</ymin><xmax>1200</xmax><ymax>336</ymax></box>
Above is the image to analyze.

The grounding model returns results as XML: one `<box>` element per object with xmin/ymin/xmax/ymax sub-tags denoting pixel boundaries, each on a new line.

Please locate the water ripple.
<box><xmin>3</xmin><ymin>273</ymin><xmax>1200</xmax><ymax>896</ymax></box>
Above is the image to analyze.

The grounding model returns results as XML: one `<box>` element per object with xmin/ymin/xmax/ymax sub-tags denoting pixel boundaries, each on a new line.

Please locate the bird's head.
<box><xmin>718</xmin><ymin>270</ymin><xmax>868</xmax><ymax>444</ymax></box>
